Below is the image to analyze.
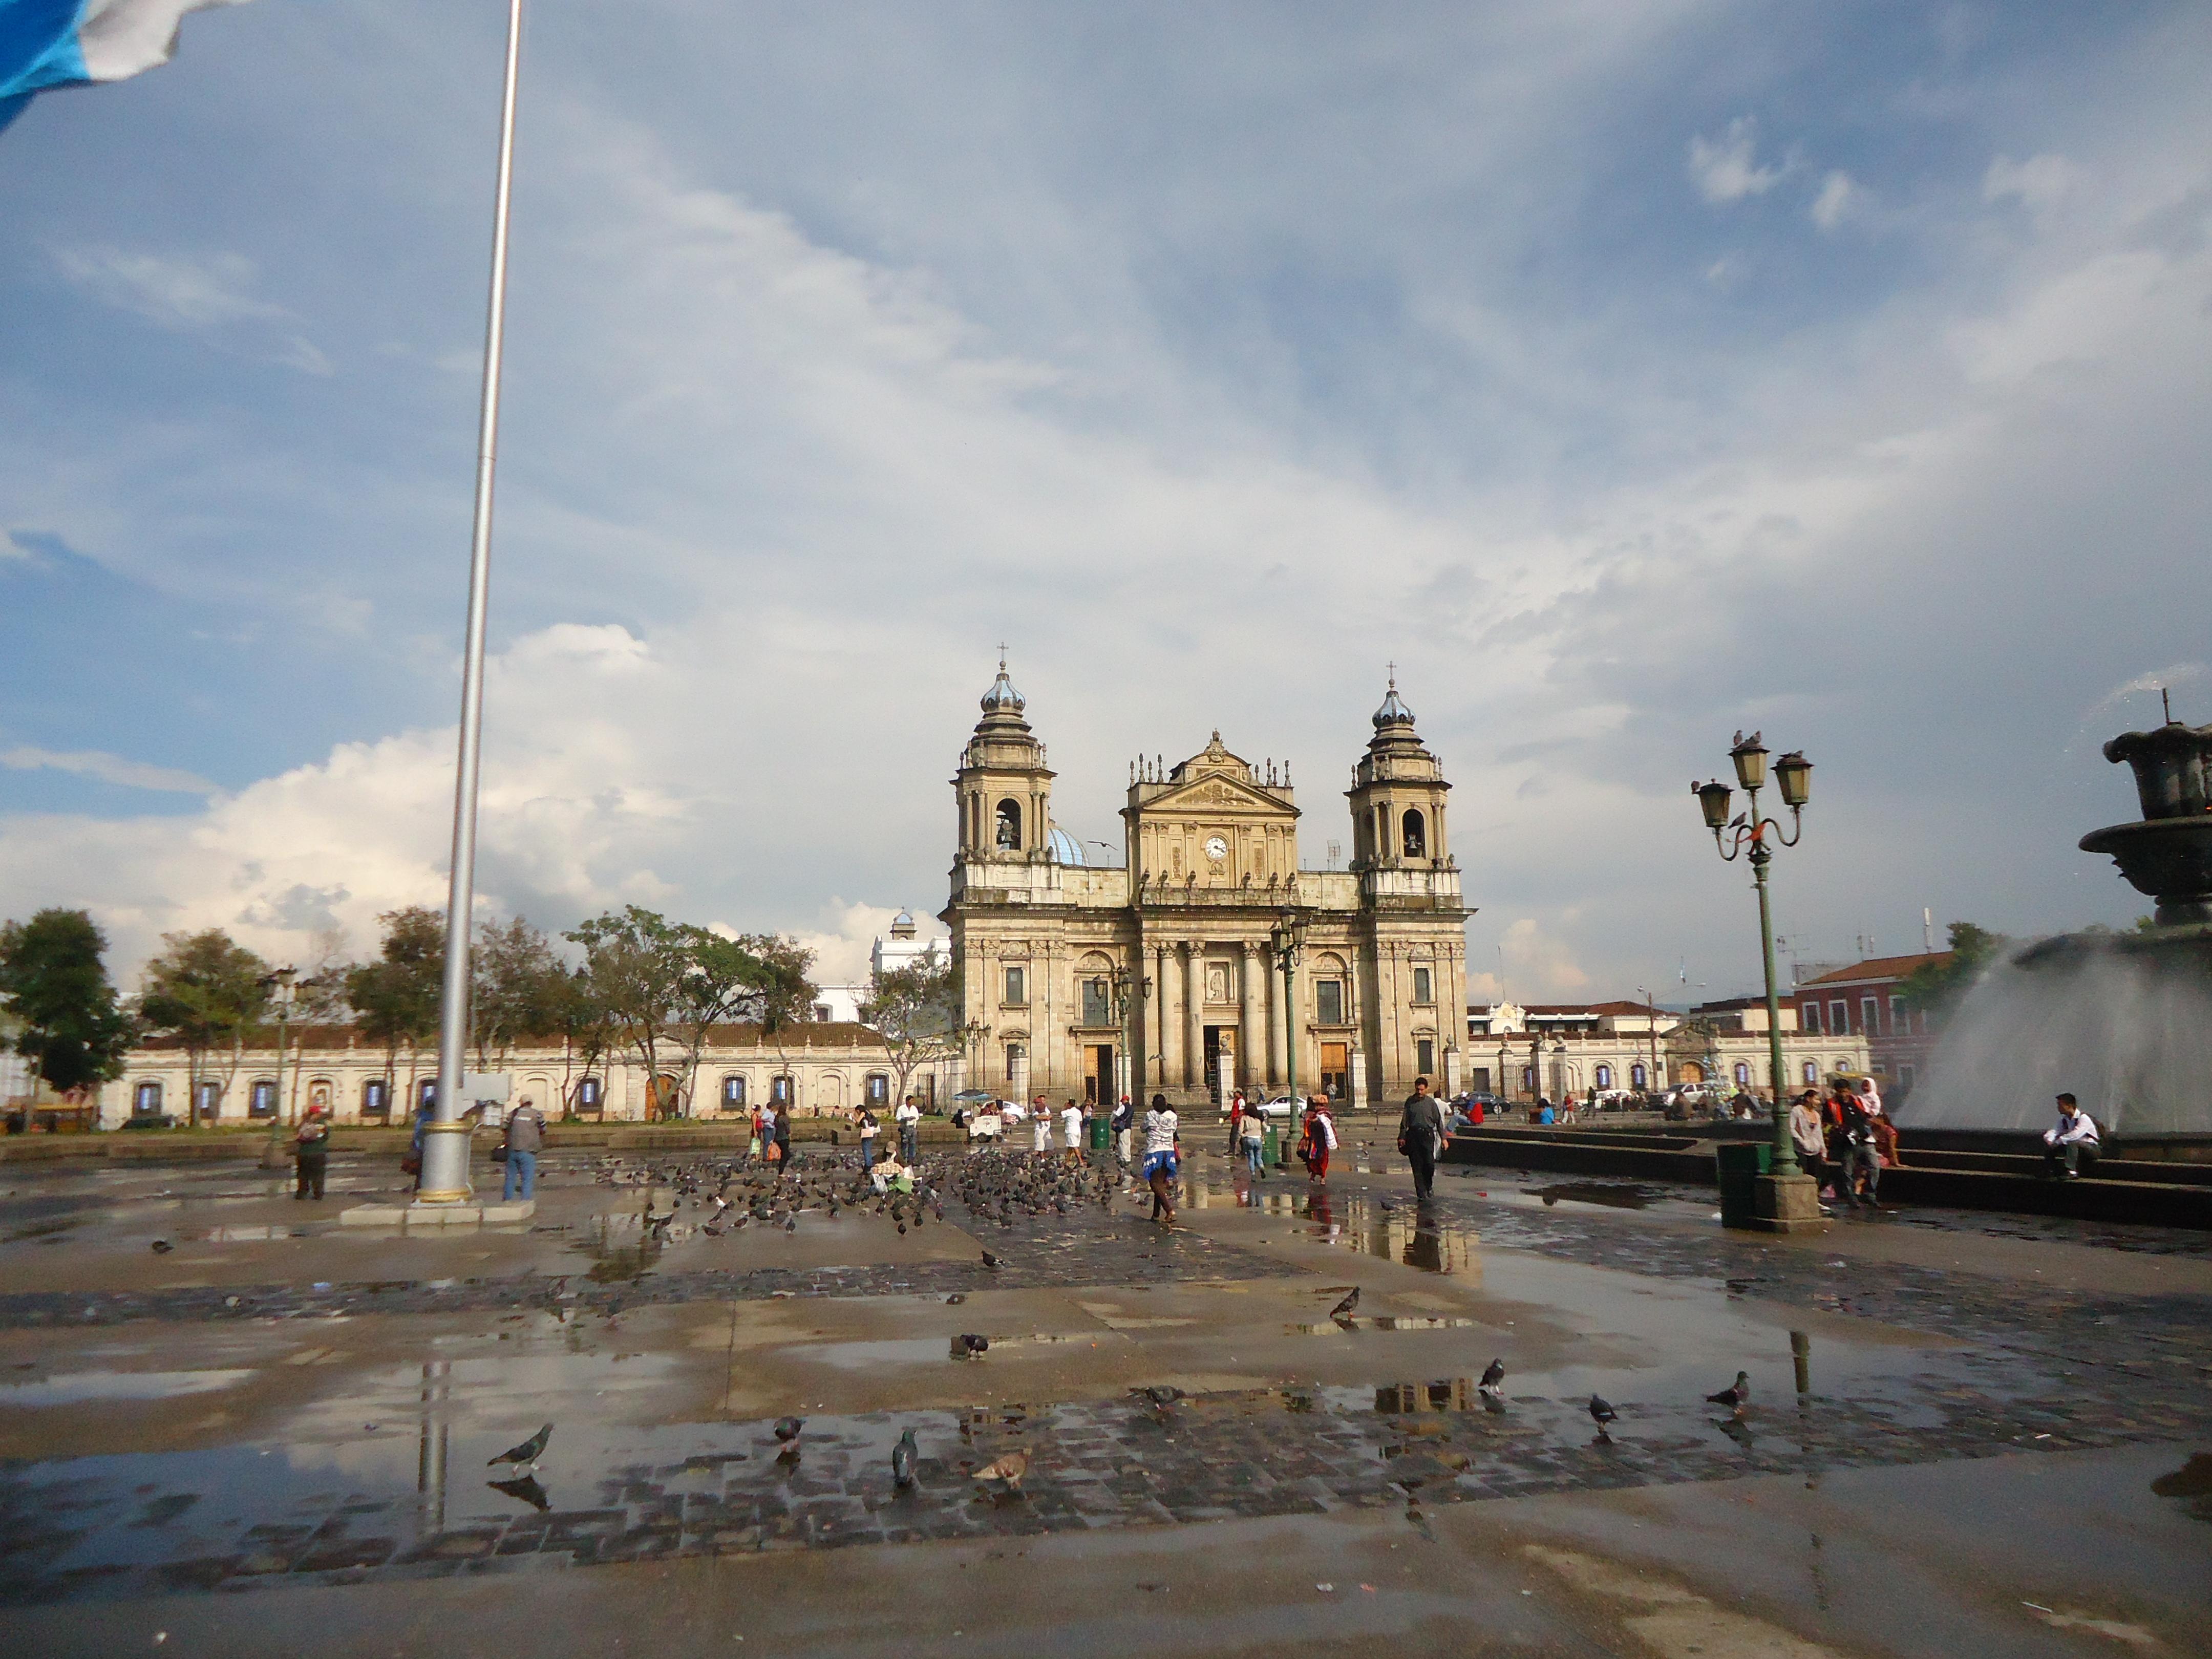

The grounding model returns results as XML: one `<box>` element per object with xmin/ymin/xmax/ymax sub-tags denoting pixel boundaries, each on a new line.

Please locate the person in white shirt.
<box><xmin>1061</xmin><ymin>1100</ymin><xmax>1086</xmax><ymax>1164</ymax></box>
<box><xmin>1033</xmin><ymin>1096</ymin><xmax>1053</xmax><ymax>1155</ymax></box>
<box><xmin>2043</xmin><ymin>1093</ymin><xmax>2100</xmax><ymax>1179</ymax></box>
<box><xmin>895</xmin><ymin>1095</ymin><xmax>922</xmax><ymax>1164</ymax></box>
<box><xmin>1142</xmin><ymin>1094</ymin><xmax>1180</xmax><ymax>1223</ymax></box>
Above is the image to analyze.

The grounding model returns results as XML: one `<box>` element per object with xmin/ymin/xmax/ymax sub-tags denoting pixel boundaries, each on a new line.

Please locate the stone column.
<box><xmin>1239</xmin><ymin>941</ymin><xmax>1264</xmax><ymax>1093</ymax></box>
<box><xmin>1182</xmin><ymin>943</ymin><xmax>1202</xmax><ymax>1091</ymax></box>
<box><xmin>1267</xmin><ymin>949</ymin><xmax>1287</xmax><ymax>1090</ymax></box>
<box><xmin>1154</xmin><ymin>944</ymin><xmax>1172</xmax><ymax>1093</ymax></box>
<box><xmin>1130</xmin><ymin>939</ymin><xmax>1150</xmax><ymax>1104</ymax></box>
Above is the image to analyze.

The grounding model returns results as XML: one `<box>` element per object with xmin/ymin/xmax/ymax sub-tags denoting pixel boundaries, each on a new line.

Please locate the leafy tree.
<box><xmin>860</xmin><ymin>955</ymin><xmax>966</xmax><ymax>1112</ymax></box>
<box><xmin>0</xmin><ymin>909</ymin><xmax>134</xmax><ymax>1096</ymax></box>
<box><xmin>549</xmin><ymin>964</ymin><xmax>614</xmax><ymax>1116</ymax></box>
<box><xmin>1901</xmin><ymin>922</ymin><xmax>2008</xmax><ymax>1023</ymax></box>
<box><xmin>470</xmin><ymin>916</ymin><xmax>570</xmax><ymax>1070</ymax></box>
<box><xmin>346</xmin><ymin>907</ymin><xmax>444</xmax><ymax>1109</ymax></box>
<box><xmin>566</xmin><ymin>907</ymin><xmax>691</xmax><ymax>1118</ymax></box>
<box><xmin>739</xmin><ymin>933</ymin><xmax>818</xmax><ymax>1114</ymax></box>
<box><xmin>139</xmin><ymin>928</ymin><xmax>272</xmax><ymax>1119</ymax></box>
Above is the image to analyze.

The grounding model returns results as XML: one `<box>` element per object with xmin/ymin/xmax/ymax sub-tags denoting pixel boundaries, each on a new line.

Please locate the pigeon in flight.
<box><xmin>892</xmin><ymin>1427</ymin><xmax>919</xmax><ymax>1490</ymax></box>
<box><xmin>1479</xmin><ymin>1358</ymin><xmax>1505</xmax><ymax>1393</ymax></box>
<box><xmin>1328</xmin><ymin>1287</ymin><xmax>1360</xmax><ymax>1319</ymax></box>
<box><xmin>488</xmin><ymin>1423</ymin><xmax>554</xmax><ymax>1472</ymax></box>
<box><xmin>1587</xmin><ymin>1395</ymin><xmax>1618</xmax><ymax>1439</ymax></box>
<box><xmin>1707</xmin><ymin>1371</ymin><xmax>1750</xmax><ymax>1414</ymax></box>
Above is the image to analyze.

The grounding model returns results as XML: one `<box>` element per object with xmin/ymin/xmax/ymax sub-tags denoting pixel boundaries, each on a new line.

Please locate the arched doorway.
<box><xmin>650</xmin><ymin>1073</ymin><xmax>683</xmax><ymax>1120</ymax></box>
<box><xmin>1676</xmin><ymin>1061</ymin><xmax>1707</xmax><ymax>1086</ymax></box>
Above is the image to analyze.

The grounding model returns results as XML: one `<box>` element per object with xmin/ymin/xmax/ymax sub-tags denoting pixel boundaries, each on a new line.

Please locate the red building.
<box><xmin>1793</xmin><ymin>951</ymin><xmax>1952</xmax><ymax>1100</ymax></box>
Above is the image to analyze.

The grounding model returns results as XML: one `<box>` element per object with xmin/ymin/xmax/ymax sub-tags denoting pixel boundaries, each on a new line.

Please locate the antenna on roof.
<box><xmin>2162</xmin><ymin>685</ymin><xmax>2173</xmax><ymax>722</ymax></box>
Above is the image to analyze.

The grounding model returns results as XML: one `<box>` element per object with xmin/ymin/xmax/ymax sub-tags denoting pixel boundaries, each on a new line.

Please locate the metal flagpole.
<box><xmin>419</xmin><ymin>0</ymin><xmax>524</xmax><ymax>1205</ymax></box>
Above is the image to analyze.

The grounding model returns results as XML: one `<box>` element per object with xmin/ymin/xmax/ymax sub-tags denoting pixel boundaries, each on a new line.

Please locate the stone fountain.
<box><xmin>1900</xmin><ymin>711</ymin><xmax>2212</xmax><ymax>1144</ymax></box>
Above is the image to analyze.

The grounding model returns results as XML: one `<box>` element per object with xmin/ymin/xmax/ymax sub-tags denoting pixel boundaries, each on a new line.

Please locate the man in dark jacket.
<box><xmin>501</xmin><ymin>1095</ymin><xmax>546</xmax><ymax>1201</ymax></box>
<box><xmin>1399</xmin><ymin>1076</ymin><xmax>1449</xmax><ymax>1202</ymax></box>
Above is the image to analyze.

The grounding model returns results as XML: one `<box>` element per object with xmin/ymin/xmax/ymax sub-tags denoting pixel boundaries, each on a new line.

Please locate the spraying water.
<box><xmin>1901</xmin><ymin>931</ymin><xmax>2212</xmax><ymax>1136</ymax></box>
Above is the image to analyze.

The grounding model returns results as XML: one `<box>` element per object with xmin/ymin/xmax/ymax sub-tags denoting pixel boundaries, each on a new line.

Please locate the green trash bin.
<box><xmin>1089</xmin><ymin>1115</ymin><xmax>1109</xmax><ymax>1153</ymax></box>
<box><xmin>1262</xmin><ymin>1125</ymin><xmax>1281</xmax><ymax>1166</ymax></box>
<box><xmin>1715</xmin><ymin>1140</ymin><xmax>1772</xmax><ymax>1229</ymax></box>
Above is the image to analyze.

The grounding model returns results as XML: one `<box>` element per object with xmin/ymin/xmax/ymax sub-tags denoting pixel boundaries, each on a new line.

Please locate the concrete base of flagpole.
<box><xmin>414</xmin><ymin>1120</ymin><xmax>475</xmax><ymax>1205</ymax></box>
<box><xmin>1749</xmin><ymin>1171</ymin><xmax>1827</xmax><ymax>1234</ymax></box>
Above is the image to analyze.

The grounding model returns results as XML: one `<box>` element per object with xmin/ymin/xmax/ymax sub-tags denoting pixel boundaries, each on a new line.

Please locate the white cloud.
<box><xmin>1</xmin><ymin>745</ymin><xmax>220</xmax><ymax>797</ymax></box>
<box><xmin>1809</xmin><ymin>169</ymin><xmax>1859</xmax><ymax>231</ymax></box>
<box><xmin>1984</xmin><ymin>153</ymin><xmax>2085</xmax><ymax>217</ymax></box>
<box><xmin>49</xmin><ymin>245</ymin><xmax>332</xmax><ymax>374</ymax></box>
<box><xmin>1687</xmin><ymin>116</ymin><xmax>1784</xmax><ymax>204</ymax></box>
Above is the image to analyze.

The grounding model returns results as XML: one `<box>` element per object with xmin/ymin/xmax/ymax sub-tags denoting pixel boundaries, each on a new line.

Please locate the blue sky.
<box><xmin>4</xmin><ymin>1</ymin><xmax>2209</xmax><ymax>994</ymax></box>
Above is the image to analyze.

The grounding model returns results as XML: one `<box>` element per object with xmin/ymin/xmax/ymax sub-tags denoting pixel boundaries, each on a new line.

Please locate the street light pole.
<box><xmin>1269</xmin><ymin>912</ymin><xmax>1306</xmax><ymax>1168</ymax></box>
<box><xmin>1695</xmin><ymin>734</ymin><xmax>1820</xmax><ymax>1231</ymax></box>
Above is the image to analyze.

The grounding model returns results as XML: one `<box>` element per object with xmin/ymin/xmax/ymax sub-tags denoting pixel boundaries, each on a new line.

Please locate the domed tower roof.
<box><xmin>1373</xmin><ymin>669</ymin><xmax>1415</xmax><ymax>729</ymax></box>
<box><xmin>980</xmin><ymin>653</ymin><xmax>1025</xmax><ymax>714</ymax></box>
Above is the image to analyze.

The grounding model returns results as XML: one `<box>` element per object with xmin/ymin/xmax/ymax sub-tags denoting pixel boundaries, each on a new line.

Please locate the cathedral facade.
<box><xmin>941</xmin><ymin>665</ymin><xmax>1472</xmax><ymax>1111</ymax></box>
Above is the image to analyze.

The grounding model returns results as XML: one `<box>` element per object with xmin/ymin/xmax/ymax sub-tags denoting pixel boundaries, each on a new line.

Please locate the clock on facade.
<box><xmin>1204</xmin><ymin>835</ymin><xmax>1229</xmax><ymax>862</ymax></box>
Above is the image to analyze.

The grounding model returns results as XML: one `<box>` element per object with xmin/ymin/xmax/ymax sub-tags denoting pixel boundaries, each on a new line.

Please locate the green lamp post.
<box><xmin>1268</xmin><ymin>911</ymin><xmax>1307</xmax><ymax>1167</ymax></box>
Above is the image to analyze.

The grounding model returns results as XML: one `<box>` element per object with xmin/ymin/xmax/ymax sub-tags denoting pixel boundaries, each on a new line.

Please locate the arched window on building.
<box><xmin>1401</xmin><ymin>808</ymin><xmax>1427</xmax><ymax>860</ymax></box>
<box><xmin>576</xmin><ymin>1076</ymin><xmax>604</xmax><ymax>1114</ymax></box>
<box><xmin>1596</xmin><ymin>1064</ymin><xmax>1612</xmax><ymax>1089</ymax></box>
<box><xmin>361</xmin><ymin>1078</ymin><xmax>391</xmax><ymax>1118</ymax></box>
<box><xmin>995</xmin><ymin>797</ymin><xmax>1022</xmax><ymax>850</ymax></box>
<box><xmin>865</xmin><ymin>1073</ymin><xmax>889</xmax><ymax>1106</ymax></box>
<box><xmin>720</xmin><ymin>1074</ymin><xmax>747</xmax><ymax>1111</ymax></box>
<box><xmin>1521</xmin><ymin>1066</ymin><xmax>1535</xmax><ymax>1091</ymax></box>
<box><xmin>417</xmin><ymin>1077</ymin><xmax>438</xmax><ymax>1111</ymax></box>
<box><xmin>1802</xmin><ymin>1060</ymin><xmax>1818</xmax><ymax>1084</ymax></box>
<box><xmin>1734</xmin><ymin>1062</ymin><xmax>1752</xmax><ymax>1086</ymax></box>
<box><xmin>248</xmin><ymin>1078</ymin><xmax>279</xmax><ymax>1118</ymax></box>
<box><xmin>771</xmin><ymin>1074</ymin><xmax>794</xmax><ymax>1105</ymax></box>
<box><xmin>1630</xmin><ymin>1062</ymin><xmax>1646</xmax><ymax>1089</ymax></box>
<box><xmin>132</xmin><ymin>1080</ymin><xmax>163</xmax><ymax>1117</ymax></box>
<box><xmin>1416</xmin><ymin>1036</ymin><xmax>1435</xmax><ymax>1076</ymax></box>
<box><xmin>193</xmin><ymin>1079</ymin><xmax>223</xmax><ymax>1121</ymax></box>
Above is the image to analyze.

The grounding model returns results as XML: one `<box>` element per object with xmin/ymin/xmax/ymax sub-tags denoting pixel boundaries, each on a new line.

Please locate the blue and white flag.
<box><xmin>2</xmin><ymin>0</ymin><xmax>253</xmax><ymax>130</ymax></box>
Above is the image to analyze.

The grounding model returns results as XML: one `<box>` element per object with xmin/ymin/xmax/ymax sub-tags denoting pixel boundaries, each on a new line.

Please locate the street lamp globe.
<box><xmin>1694</xmin><ymin>779</ymin><xmax>1733</xmax><ymax>831</ymax></box>
<box><xmin>1774</xmin><ymin>750</ymin><xmax>1814</xmax><ymax>810</ymax></box>
<box><xmin>1729</xmin><ymin>731</ymin><xmax>1769</xmax><ymax>791</ymax></box>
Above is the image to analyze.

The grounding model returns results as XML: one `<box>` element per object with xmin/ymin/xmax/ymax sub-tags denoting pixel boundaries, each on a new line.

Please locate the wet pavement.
<box><xmin>1</xmin><ymin>1135</ymin><xmax>2207</xmax><ymax>1654</ymax></box>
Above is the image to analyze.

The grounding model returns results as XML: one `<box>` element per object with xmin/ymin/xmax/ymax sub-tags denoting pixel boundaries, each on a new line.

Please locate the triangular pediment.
<box><xmin>1142</xmin><ymin>769</ymin><xmax>1295</xmax><ymax>819</ymax></box>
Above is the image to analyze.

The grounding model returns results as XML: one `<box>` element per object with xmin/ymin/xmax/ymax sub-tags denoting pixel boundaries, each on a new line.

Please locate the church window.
<box><xmin>1411</xmin><ymin>966</ymin><xmax>1433</xmax><ymax>1005</ymax></box>
<box><xmin>1002</xmin><ymin>966</ymin><xmax>1026</xmax><ymax>1006</ymax></box>
<box><xmin>1402</xmin><ymin>809</ymin><xmax>1427</xmax><ymax>859</ymax></box>
<box><xmin>360</xmin><ymin>1078</ymin><xmax>389</xmax><ymax>1117</ymax></box>
<box><xmin>1315</xmin><ymin>979</ymin><xmax>1345</xmax><ymax>1026</ymax></box>
<box><xmin>720</xmin><ymin>1074</ymin><xmax>747</xmax><ymax>1110</ymax></box>
<box><xmin>995</xmin><ymin>798</ymin><xmax>1023</xmax><ymax>849</ymax></box>
<box><xmin>1081</xmin><ymin>977</ymin><xmax>1112</xmax><ymax>1027</ymax></box>
<box><xmin>248</xmin><ymin>1078</ymin><xmax>278</xmax><ymax>1118</ymax></box>
<box><xmin>1416</xmin><ymin>1037</ymin><xmax>1435</xmax><ymax>1076</ymax></box>
<box><xmin>133</xmin><ymin>1080</ymin><xmax>163</xmax><ymax>1116</ymax></box>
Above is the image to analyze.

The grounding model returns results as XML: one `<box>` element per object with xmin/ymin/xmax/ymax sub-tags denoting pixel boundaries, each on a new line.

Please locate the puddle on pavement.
<box><xmin>2</xmin><ymin>1369</ymin><xmax>256</xmax><ymax>1406</ymax></box>
<box><xmin>1525</xmin><ymin>1182</ymin><xmax>1654</xmax><ymax>1210</ymax></box>
<box><xmin>3</xmin><ymin>1217</ymin><xmax>80</xmax><ymax>1244</ymax></box>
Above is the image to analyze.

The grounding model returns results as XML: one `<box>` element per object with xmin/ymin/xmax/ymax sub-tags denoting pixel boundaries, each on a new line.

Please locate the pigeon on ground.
<box><xmin>981</xmin><ymin>1249</ymin><xmax>1002</xmax><ymax>1269</ymax></box>
<box><xmin>1328</xmin><ymin>1287</ymin><xmax>1360</xmax><ymax>1319</ymax></box>
<box><xmin>1707</xmin><ymin>1371</ymin><xmax>1750</xmax><ymax>1414</ymax></box>
<box><xmin>773</xmin><ymin>1416</ymin><xmax>805</xmax><ymax>1442</ymax></box>
<box><xmin>783</xmin><ymin>1215</ymin><xmax>798</xmax><ymax>1233</ymax></box>
<box><xmin>1479</xmin><ymin>1358</ymin><xmax>1505</xmax><ymax>1393</ymax></box>
<box><xmin>957</xmin><ymin>1333</ymin><xmax>990</xmax><ymax>1357</ymax></box>
<box><xmin>150</xmin><ymin>1240</ymin><xmax>174</xmax><ymax>1254</ymax></box>
<box><xmin>892</xmin><ymin>1427</ymin><xmax>919</xmax><ymax>1489</ymax></box>
<box><xmin>488</xmin><ymin>1423</ymin><xmax>554</xmax><ymax>1471</ymax></box>
<box><xmin>1587</xmin><ymin>1395</ymin><xmax>1618</xmax><ymax>1438</ymax></box>
<box><xmin>945</xmin><ymin>1293</ymin><xmax>967</xmax><ymax>1305</ymax></box>
<box><xmin>974</xmin><ymin>1448</ymin><xmax>1030</xmax><ymax>1492</ymax></box>
<box><xmin>1131</xmin><ymin>1385</ymin><xmax>1186</xmax><ymax>1409</ymax></box>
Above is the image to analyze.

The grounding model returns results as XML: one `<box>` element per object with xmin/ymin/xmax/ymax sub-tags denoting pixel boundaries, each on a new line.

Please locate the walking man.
<box><xmin>1111</xmin><ymin>1094</ymin><xmax>1135</xmax><ymax>1185</ymax></box>
<box><xmin>2043</xmin><ymin>1093</ymin><xmax>2100</xmax><ymax>1179</ymax></box>
<box><xmin>1142</xmin><ymin>1093</ymin><xmax>1180</xmax><ymax>1224</ymax></box>
<box><xmin>1398</xmin><ymin>1075</ymin><xmax>1449</xmax><ymax>1202</ymax></box>
<box><xmin>501</xmin><ymin>1093</ymin><xmax>545</xmax><ymax>1202</ymax></box>
<box><xmin>293</xmin><ymin>1105</ymin><xmax>332</xmax><ymax>1201</ymax></box>
<box><xmin>895</xmin><ymin>1094</ymin><xmax>922</xmax><ymax>1164</ymax></box>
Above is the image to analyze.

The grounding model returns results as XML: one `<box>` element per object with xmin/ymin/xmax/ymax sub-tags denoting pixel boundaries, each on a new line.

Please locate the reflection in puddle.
<box><xmin>2</xmin><ymin>1369</ymin><xmax>256</xmax><ymax>1406</ymax></box>
<box><xmin>572</xmin><ymin>1216</ymin><xmax>663</xmax><ymax>1282</ymax></box>
<box><xmin>1173</xmin><ymin>1179</ymin><xmax>1480</xmax><ymax>1274</ymax></box>
<box><xmin>1527</xmin><ymin>1182</ymin><xmax>1654</xmax><ymax>1211</ymax></box>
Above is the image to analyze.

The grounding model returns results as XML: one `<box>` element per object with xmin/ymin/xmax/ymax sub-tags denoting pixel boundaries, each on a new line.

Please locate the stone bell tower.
<box><xmin>1347</xmin><ymin>671</ymin><xmax>1455</xmax><ymax>876</ymax></box>
<box><xmin>952</xmin><ymin>655</ymin><xmax>1053</xmax><ymax>866</ymax></box>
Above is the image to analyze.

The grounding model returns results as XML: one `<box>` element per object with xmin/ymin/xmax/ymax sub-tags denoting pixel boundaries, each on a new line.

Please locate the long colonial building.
<box><xmin>943</xmin><ymin>663</ymin><xmax>1472</xmax><ymax>1110</ymax></box>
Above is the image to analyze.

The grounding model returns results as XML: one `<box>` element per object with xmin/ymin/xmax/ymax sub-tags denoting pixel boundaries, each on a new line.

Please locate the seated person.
<box><xmin>2042</xmin><ymin>1093</ymin><xmax>2100</xmax><ymax>1179</ymax></box>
